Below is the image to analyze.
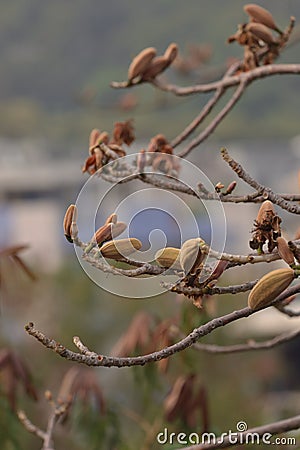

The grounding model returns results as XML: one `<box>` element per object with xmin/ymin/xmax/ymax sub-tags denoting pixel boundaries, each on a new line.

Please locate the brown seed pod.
<box><xmin>155</xmin><ymin>247</ymin><xmax>182</xmax><ymax>270</ymax></box>
<box><xmin>180</xmin><ymin>238</ymin><xmax>206</xmax><ymax>275</ymax></box>
<box><xmin>142</xmin><ymin>55</ymin><xmax>170</xmax><ymax>80</ymax></box>
<box><xmin>248</xmin><ymin>268</ymin><xmax>295</xmax><ymax>310</ymax></box>
<box><xmin>246</xmin><ymin>23</ymin><xmax>276</xmax><ymax>45</ymax></box>
<box><xmin>89</xmin><ymin>129</ymin><xmax>101</xmax><ymax>148</ymax></box>
<box><xmin>99</xmin><ymin>238</ymin><xmax>142</xmax><ymax>260</ymax></box>
<box><xmin>276</xmin><ymin>237</ymin><xmax>295</xmax><ymax>266</ymax></box>
<box><xmin>127</xmin><ymin>47</ymin><xmax>157</xmax><ymax>82</ymax></box>
<box><xmin>105</xmin><ymin>213</ymin><xmax>118</xmax><ymax>225</ymax></box>
<box><xmin>164</xmin><ymin>43</ymin><xmax>178</xmax><ymax>63</ymax></box>
<box><xmin>256</xmin><ymin>200</ymin><xmax>275</xmax><ymax>223</ymax></box>
<box><xmin>63</xmin><ymin>204</ymin><xmax>78</xmax><ymax>243</ymax></box>
<box><xmin>244</xmin><ymin>4</ymin><xmax>282</xmax><ymax>34</ymax></box>
<box><xmin>94</xmin><ymin>222</ymin><xmax>127</xmax><ymax>247</ymax></box>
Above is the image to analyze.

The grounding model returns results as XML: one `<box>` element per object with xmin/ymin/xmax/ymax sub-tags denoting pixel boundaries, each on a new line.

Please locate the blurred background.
<box><xmin>1</xmin><ymin>0</ymin><xmax>300</xmax><ymax>448</ymax></box>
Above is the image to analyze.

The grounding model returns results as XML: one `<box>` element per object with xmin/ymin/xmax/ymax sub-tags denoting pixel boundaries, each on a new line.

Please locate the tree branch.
<box><xmin>178</xmin><ymin>80</ymin><xmax>248</xmax><ymax>157</ymax></box>
<box><xmin>152</xmin><ymin>64</ymin><xmax>300</xmax><ymax>96</ymax></box>
<box><xmin>173</xmin><ymin>414</ymin><xmax>300</xmax><ymax>450</ymax></box>
<box><xmin>24</xmin><ymin>284</ymin><xmax>300</xmax><ymax>368</ymax></box>
<box><xmin>221</xmin><ymin>148</ymin><xmax>300</xmax><ymax>214</ymax></box>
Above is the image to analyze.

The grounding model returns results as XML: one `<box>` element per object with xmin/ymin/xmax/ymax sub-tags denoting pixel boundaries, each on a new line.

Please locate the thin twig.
<box><xmin>178</xmin><ymin>80</ymin><xmax>248</xmax><ymax>157</ymax></box>
<box><xmin>163</xmin><ymin>280</ymin><xmax>258</xmax><ymax>297</ymax></box>
<box><xmin>152</xmin><ymin>63</ymin><xmax>300</xmax><ymax>96</ymax></box>
<box><xmin>24</xmin><ymin>284</ymin><xmax>300</xmax><ymax>368</ymax></box>
<box><xmin>221</xmin><ymin>148</ymin><xmax>300</xmax><ymax>214</ymax></box>
<box><xmin>182</xmin><ymin>328</ymin><xmax>300</xmax><ymax>354</ymax></box>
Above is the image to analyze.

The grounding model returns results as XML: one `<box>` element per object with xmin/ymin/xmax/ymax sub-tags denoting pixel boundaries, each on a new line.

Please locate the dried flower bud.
<box><xmin>248</xmin><ymin>268</ymin><xmax>295</xmax><ymax>310</ymax></box>
<box><xmin>142</xmin><ymin>55</ymin><xmax>170</xmax><ymax>80</ymax></box>
<box><xmin>225</xmin><ymin>181</ymin><xmax>237</xmax><ymax>194</ymax></box>
<box><xmin>155</xmin><ymin>247</ymin><xmax>182</xmax><ymax>270</ymax></box>
<box><xmin>215</xmin><ymin>182</ymin><xmax>225</xmax><ymax>193</ymax></box>
<box><xmin>94</xmin><ymin>222</ymin><xmax>127</xmax><ymax>247</ymax></box>
<box><xmin>244</xmin><ymin>4</ymin><xmax>282</xmax><ymax>34</ymax></box>
<box><xmin>89</xmin><ymin>129</ymin><xmax>101</xmax><ymax>148</ymax></box>
<box><xmin>180</xmin><ymin>238</ymin><xmax>206</xmax><ymax>275</ymax></box>
<box><xmin>276</xmin><ymin>237</ymin><xmax>295</xmax><ymax>266</ymax></box>
<box><xmin>63</xmin><ymin>204</ymin><xmax>78</xmax><ymax>243</ymax></box>
<box><xmin>105</xmin><ymin>213</ymin><xmax>118</xmax><ymax>225</ymax></box>
<box><xmin>127</xmin><ymin>47</ymin><xmax>157</xmax><ymax>82</ymax></box>
<box><xmin>164</xmin><ymin>42</ymin><xmax>178</xmax><ymax>63</ymax></box>
<box><xmin>148</xmin><ymin>134</ymin><xmax>168</xmax><ymax>152</ymax></box>
<box><xmin>246</xmin><ymin>22</ymin><xmax>276</xmax><ymax>45</ymax></box>
<box><xmin>112</xmin><ymin>120</ymin><xmax>135</xmax><ymax>146</ymax></box>
<box><xmin>256</xmin><ymin>200</ymin><xmax>275</xmax><ymax>223</ymax></box>
<box><xmin>99</xmin><ymin>238</ymin><xmax>142</xmax><ymax>260</ymax></box>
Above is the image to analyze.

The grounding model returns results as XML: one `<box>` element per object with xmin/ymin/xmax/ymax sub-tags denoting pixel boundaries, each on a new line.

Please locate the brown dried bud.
<box><xmin>127</xmin><ymin>47</ymin><xmax>157</xmax><ymax>82</ymax></box>
<box><xmin>180</xmin><ymin>238</ymin><xmax>206</xmax><ymax>275</ymax></box>
<box><xmin>142</xmin><ymin>55</ymin><xmax>170</xmax><ymax>80</ymax></box>
<box><xmin>105</xmin><ymin>213</ymin><xmax>118</xmax><ymax>225</ymax></box>
<box><xmin>63</xmin><ymin>204</ymin><xmax>78</xmax><ymax>243</ymax></box>
<box><xmin>155</xmin><ymin>247</ymin><xmax>182</xmax><ymax>270</ymax></box>
<box><xmin>94</xmin><ymin>222</ymin><xmax>127</xmax><ymax>247</ymax></box>
<box><xmin>244</xmin><ymin>4</ymin><xmax>282</xmax><ymax>34</ymax></box>
<box><xmin>112</xmin><ymin>120</ymin><xmax>135</xmax><ymax>146</ymax></box>
<box><xmin>276</xmin><ymin>237</ymin><xmax>295</xmax><ymax>266</ymax></box>
<box><xmin>246</xmin><ymin>22</ymin><xmax>276</xmax><ymax>45</ymax></box>
<box><xmin>164</xmin><ymin>42</ymin><xmax>178</xmax><ymax>63</ymax></box>
<box><xmin>248</xmin><ymin>268</ymin><xmax>295</xmax><ymax>310</ymax></box>
<box><xmin>215</xmin><ymin>182</ymin><xmax>224</xmax><ymax>193</ymax></box>
<box><xmin>225</xmin><ymin>181</ymin><xmax>237</xmax><ymax>194</ymax></box>
<box><xmin>89</xmin><ymin>129</ymin><xmax>101</xmax><ymax>148</ymax></box>
<box><xmin>256</xmin><ymin>200</ymin><xmax>275</xmax><ymax>223</ymax></box>
<box><xmin>99</xmin><ymin>238</ymin><xmax>142</xmax><ymax>260</ymax></box>
<box><xmin>147</xmin><ymin>134</ymin><xmax>168</xmax><ymax>152</ymax></box>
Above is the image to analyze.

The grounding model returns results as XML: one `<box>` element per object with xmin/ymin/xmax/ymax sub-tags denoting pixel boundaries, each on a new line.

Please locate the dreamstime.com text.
<box><xmin>156</xmin><ymin>421</ymin><xmax>297</xmax><ymax>446</ymax></box>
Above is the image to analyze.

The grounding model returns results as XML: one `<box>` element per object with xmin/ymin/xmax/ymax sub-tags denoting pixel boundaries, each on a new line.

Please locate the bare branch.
<box><xmin>221</xmin><ymin>148</ymin><xmax>300</xmax><ymax>214</ymax></box>
<box><xmin>24</xmin><ymin>284</ymin><xmax>300</xmax><ymax>368</ymax></box>
<box><xmin>178</xmin><ymin>80</ymin><xmax>248</xmax><ymax>157</ymax></box>
<box><xmin>152</xmin><ymin>64</ymin><xmax>300</xmax><ymax>96</ymax></box>
<box><xmin>163</xmin><ymin>280</ymin><xmax>258</xmax><ymax>297</ymax></box>
<box><xmin>173</xmin><ymin>414</ymin><xmax>300</xmax><ymax>450</ymax></box>
<box><xmin>186</xmin><ymin>328</ymin><xmax>300</xmax><ymax>354</ymax></box>
<box><xmin>17</xmin><ymin>410</ymin><xmax>46</xmax><ymax>441</ymax></box>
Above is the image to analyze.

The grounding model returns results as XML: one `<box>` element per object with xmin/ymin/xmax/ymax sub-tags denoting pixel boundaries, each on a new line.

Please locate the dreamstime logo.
<box><xmin>156</xmin><ymin>422</ymin><xmax>297</xmax><ymax>446</ymax></box>
<box><xmin>74</xmin><ymin>153</ymin><xmax>227</xmax><ymax>298</ymax></box>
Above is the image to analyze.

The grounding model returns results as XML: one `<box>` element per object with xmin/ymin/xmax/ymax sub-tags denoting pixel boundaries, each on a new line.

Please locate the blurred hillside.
<box><xmin>0</xmin><ymin>0</ymin><xmax>300</xmax><ymax>143</ymax></box>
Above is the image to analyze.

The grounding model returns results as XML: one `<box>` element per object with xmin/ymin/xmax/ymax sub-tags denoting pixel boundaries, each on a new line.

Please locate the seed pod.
<box><xmin>142</xmin><ymin>55</ymin><xmax>170</xmax><ymax>80</ymax></box>
<box><xmin>225</xmin><ymin>181</ymin><xmax>237</xmax><ymax>195</ymax></box>
<box><xmin>180</xmin><ymin>238</ymin><xmax>206</xmax><ymax>275</ymax></box>
<box><xmin>276</xmin><ymin>237</ymin><xmax>295</xmax><ymax>266</ymax></box>
<box><xmin>164</xmin><ymin>43</ymin><xmax>178</xmax><ymax>64</ymax></box>
<box><xmin>256</xmin><ymin>200</ymin><xmax>275</xmax><ymax>223</ymax></box>
<box><xmin>127</xmin><ymin>47</ymin><xmax>157</xmax><ymax>82</ymax></box>
<box><xmin>105</xmin><ymin>213</ymin><xmax>118</xmax><ymax>225</ymax></box>
<box><xmin>63</xmin><ymin>204</ymin><xmax>78</xmax><ymax>243</ymax></box>
<box><xmin>246</xmin><ymin>23</ymin><xmax>275</xmax><ymax>45</ymax></box>
<box><xmin>89</xmin><ymin>129</ymin><xmax>101</xmax><ymax>148</ymax></box>
<box><xmin>244</xmin><ymin>4</ymin><xmax>282</xmax><ymax>34</ymax></box>
<box><xmin>94</xmin><ymin>222</ymin><xmax>127</xmax><ymax>247</ymax></box>
<box><xmin>248</xmin><ymin>268</ymin><xmax>295</xmax><ymax>310</ymax></box>
<box><xmin>155</xmin><ymin>247</ymin><xmax>182</xmax><ymax>270</ymax></box>
<box><xmin>99</xmin><ymin>238</ymin><xmax>142</xmax><ymax>260</ymax></box>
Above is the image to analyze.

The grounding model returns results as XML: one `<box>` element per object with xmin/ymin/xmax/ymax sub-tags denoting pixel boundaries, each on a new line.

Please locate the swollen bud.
<box><xmin>248</xmin><ymin>268</ymin><xmax>295</xmax><ymax>310</ymax></box>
